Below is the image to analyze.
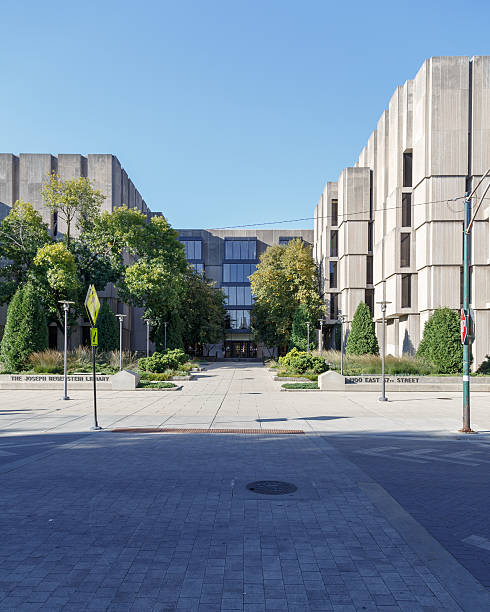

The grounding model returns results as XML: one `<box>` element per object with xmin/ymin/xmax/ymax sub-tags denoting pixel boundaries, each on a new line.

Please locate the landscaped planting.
<box><xmin>281</xmin><ymin>382</ymin><xmax>319</xmax><ymax>389</ymax></box>
<box><xmin>273</xmin><ymin>348</ymin><xmax>329</xmax><ymax>380</ymax></box>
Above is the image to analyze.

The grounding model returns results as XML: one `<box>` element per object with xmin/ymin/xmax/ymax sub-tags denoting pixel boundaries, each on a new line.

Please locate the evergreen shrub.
<box><xmin>279</xmin><ymin>347</ymin><xmax>328</xmax><ymax>374</ymax></box>
<box><xmin>0</xmin><ymin>282</ymin><xmax>48</xmax><ymax>372</ymax></box>
<box><xmin>417</xmin><ymin>307</ymin><xmax>462</xmax><ymax>374</ymax></box>
<box><xmin>345</xmin><ymin>302</ymin><xmax>379</xmax><ymax>355</ymax></box>
<box><xmin>96</xmin><ymin>302</ymin><xmax>119</xmax><ymax>352</ymax></box>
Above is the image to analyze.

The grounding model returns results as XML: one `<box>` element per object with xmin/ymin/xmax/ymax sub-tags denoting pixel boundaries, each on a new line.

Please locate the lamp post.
<box><xmin>318</xmin><ymin>318</ymin><xmax>324</xmax><ymax>355</ymax></box>
<box><xmin>144</xmin><ymin>319</ymin><xmax>151</xmax><ymax>357</ymax></box>
<box><xmin>376</xmin><ymin>300</ymin><xmax>391</xmax><ymax>402</ymax></box>
<box><xmin>58</xmin><ymin>300</ymin><xmax>74</xmax><ymax>401</ymax></box>
<box><xmin>164</xmin><ymin>321</ymin><xmax>168</xmax><ymax>351</ymax></box>
<box><xmin>116</xmin><ymin>314</ymin><xmax>127</xmax><ymax>371</ymax></box>
<box><xmin>306</xmin><ymin>322</ymin><xmax>310</xmax><ymax>353</ymax></box>
<box><xmin>337</xmin><ymin>310</ymin><xmax>345</xmax><ymax>376</ymax></box>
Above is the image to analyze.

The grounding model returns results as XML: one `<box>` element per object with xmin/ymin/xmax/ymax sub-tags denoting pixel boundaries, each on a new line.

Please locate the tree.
<box><xmin>179</xmin><ymin>268</ymin><xmax>226</xmax><ymax>351</ymax></box>
<box><xmin>41</xmin><ymin>173</ymin><xmax>105</xmax><ymax>247</ymax></box>
<box><xmin>96</xmin><ymin>302</ymin><xmax>119</xmax><ymax>352</ymax></box>
<box><xmin>250</xmin><ymin>239</ymin><xmax>324</xmax><ymax>348</ymax></box>
<box><xmin>33</xmin><ymin>242</ymin><xmax>80</xmax><ymax>329</ymax></box>
<box><xmin>0</xmin><ymin>282</ymin><xmax>48</xmax><ymax>371</ymax></box>
<box><xmin>0</xmin><ymin>201</ymin><xmax>51</xmax><ymax>304</ymax></box>
<box><xmin>417</xmin><ymin>307</ymin><xmax>462</xmax><ymax>374</ymax></box>
<box><xmin>345</xmin><ymin>302</ymin><xmax>379</xmax><ymax>355</ymax></box>
<box><xmin>290</xmin><ymin>304</ymin><xmax>317</xmax><ymax>351</ymax></box>
<box><xmin>251</xmin><ymin>301</ymin><xmax>285</xmax><ymax>356</ymax></box>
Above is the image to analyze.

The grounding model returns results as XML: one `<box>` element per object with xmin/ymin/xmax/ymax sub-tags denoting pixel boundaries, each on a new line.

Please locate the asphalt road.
<box><xmin>326</xmin><ymin>431</ymin><xmax>490</xmax><ymax>590</ymax></box>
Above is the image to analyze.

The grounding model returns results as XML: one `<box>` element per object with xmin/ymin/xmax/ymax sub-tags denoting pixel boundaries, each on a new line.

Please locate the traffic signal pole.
<box><xmin>461</xmin><ymin>195</ymin><xmax>472</xmax><ymax>432</ymax></box>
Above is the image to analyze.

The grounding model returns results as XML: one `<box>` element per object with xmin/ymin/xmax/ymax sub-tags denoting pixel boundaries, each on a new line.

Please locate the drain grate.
<box><xmin>111</xmin><ymin>428</ymin><xmax>304</xmax><ymax>434</ymax></box>
<box><xmin>247</xmin><ymin>481</ymin><xmax>298</xmax><ymax>495</ymax></box>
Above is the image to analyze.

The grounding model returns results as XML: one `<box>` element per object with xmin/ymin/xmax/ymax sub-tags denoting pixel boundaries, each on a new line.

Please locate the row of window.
<box><xmin>180</xmin><ymin>239</ymin><xmax>202</xmax><ymax>261</ymax></box>
<box><xmin>225</xmin><ymin>239</ymin><xmax>257</xmax><ymax>261</ymax></box>
<box><xmin>226</xmin><ymin>309</ymin><xmax>251</xmax><ymax>330</ymax></box>
<box><xmin>223</xmin><ymin>263</ymin><xmax>257</xmax><ymax>283</ymax></box>
<box><xmin>222</xmin><ymin>286</ymin><xmax>254</xmax><ymax>306</ymax></box>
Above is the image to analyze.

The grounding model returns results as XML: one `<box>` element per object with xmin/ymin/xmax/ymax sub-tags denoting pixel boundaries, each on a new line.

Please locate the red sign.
<box><xmin>461</xmin><ymin>309</ymin><xmax>467</xmax><ymax>345</ymax></box>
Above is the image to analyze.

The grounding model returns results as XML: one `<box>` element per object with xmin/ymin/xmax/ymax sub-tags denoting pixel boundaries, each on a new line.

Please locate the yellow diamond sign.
<box><xmin>84</xmin><ymin>284</ymin><xmax>100</xmax><ymax>326</ymax></box>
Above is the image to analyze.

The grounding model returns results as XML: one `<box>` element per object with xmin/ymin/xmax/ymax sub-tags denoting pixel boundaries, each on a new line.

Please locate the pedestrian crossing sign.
<box><xmin>91</xmin><ymin>327</ymin><xmax>98</xmax><ymax>347</ymax></box>
<box><xmin>85</xmin><ymin>284</ymin><xmax>100</xmax><ymax>326</ymax></box>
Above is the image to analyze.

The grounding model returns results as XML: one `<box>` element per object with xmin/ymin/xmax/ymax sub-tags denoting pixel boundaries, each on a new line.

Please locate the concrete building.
<box><xmin>176</xmin><ymin>229</ymin><xmax>314</xmax><ymax>359</ymax></box>
<box><xmin>0</xmin><ymin>153</ymin><xmax>153</xmax><ymax>353</ymax></box>
<box><xmin>314</xmin><ymin>56</ymin><xmax>490</xmax><ymax>368</ymax></box>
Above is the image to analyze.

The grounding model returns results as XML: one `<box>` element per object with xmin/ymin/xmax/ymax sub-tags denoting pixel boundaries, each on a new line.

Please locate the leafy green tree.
<box><xmin>0</xmin><ymin>201</ymin><xmax>51</xmax><ymax>304</ymax></box>
<box><xmin>179</xmin><ymin>268</ymin><xmax>226</xmax><ymax>351</ymax></box>
<box><xmin>250</xmin><ymin>239</ymin><xmax>324</xmax><ymax>348</ymax></box>
<box><xmin>41</xmin><ymin>172</ymin><xmax>105</xmax><ymax>247</ymax></box>
<box><xmin>345</xmin><ymin>302</ymin><xmax>379</xmax><ymax>355</ymax></box>
<box><xmin>33</xmin><ymin>242</ymin><xmax>80</xmax><ymax>329</ymax></box>
<box><xmin>290</xmin><ymin>304</ymin><xmax>317</xmax><ymax>351</ymax></box>
<box><xmin>96</xmin><ymin>302</ymin><xmax>119</xmax><ymax>352</ymax></box>
<box><xmin>417</xmin><ymin>307</ymin><xmax>462</xmax><ymax>374</ymax></box>
<box><xmin>0</xmin><ymin>282</ymin><xmax>48</xmax><ymax>371</ymax></box>
<box><xmin>251</xmin><ymin>301</ymin><xmax>285</xmax><ymax>356</ymax></box>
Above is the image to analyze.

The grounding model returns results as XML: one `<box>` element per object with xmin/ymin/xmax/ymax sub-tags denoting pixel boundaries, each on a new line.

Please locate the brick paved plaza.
<box><xmin>0</xmin><ymin>363</ymin><xmax>489</xmax><ymax>611</ymax></box>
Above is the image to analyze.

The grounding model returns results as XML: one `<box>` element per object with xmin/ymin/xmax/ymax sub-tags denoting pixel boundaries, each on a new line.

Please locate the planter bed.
<box><xmin>273</xmin><ymin>376</ymin><xmax>310</xmax><ymax>382</ymax></box>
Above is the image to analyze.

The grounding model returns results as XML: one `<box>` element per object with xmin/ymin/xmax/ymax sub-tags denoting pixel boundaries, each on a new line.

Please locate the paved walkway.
<box><xmin>0</xmin><ymin>363</ymin><xmax>489</xmax><ymax>611</ymax></box>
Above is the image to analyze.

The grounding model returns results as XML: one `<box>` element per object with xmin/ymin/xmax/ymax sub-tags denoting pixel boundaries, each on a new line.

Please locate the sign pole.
<box><xmin>84</xmin><ymin>285</ymin><xmax>101</xmax><ymax>431</ymax></box>
<box><xmin>91</xmin><ymin>328</ymin><xmax>101</xmax><ymax>430</ymax></box>
<box><xmin>460</xmin><ymin>195</ymin><xmax>474</xmax><ymax>433</ymax></box>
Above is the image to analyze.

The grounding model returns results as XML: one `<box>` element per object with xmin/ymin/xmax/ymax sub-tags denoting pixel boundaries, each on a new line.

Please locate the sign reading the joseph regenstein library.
<box><xmin>84</xmin><ymin>284</ymin><xmax>100</xmax><ymax>326</ymax></box>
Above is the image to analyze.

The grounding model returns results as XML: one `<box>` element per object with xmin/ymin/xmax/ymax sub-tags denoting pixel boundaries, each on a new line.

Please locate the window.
<box><xmin>330</xmin><ymin>230</ymin><xmax>338</xmax><ymax>257</ymax></box>
<box><xmin>401</xmin><ymin>274</ymin><xmax>411</xmax><ymax>308</ymax></box>
<box><xmin>180</xmin><ymin>239</ymin><xmax>202</xmax><ymax>261</ymax></box>
<box><xmin>52</xmin><ymin>211</ymin><xmax>58</xmax><ymax>237</ymax></box>
<box><xmin>331</xmin><ymin>199</ymin><xmax>338</xmax><ymax>226</ymax></box>
<box><xmin>191</xmin><ymin>263</ymin><xmax>204</xmax><ymax>275</ymax></box>
<box><xmin>329</xmin><ymin>261</ymin><xmax>337</xmax><ymax>288</ymax></box>
<box><xmin>400</xmin><ymin>233</ymin><xmax>410</xmax><ymax>267</ymax></box>
<box><xmin>403</xmin><ymin>151</ymin><xmax>413</xmax><ymax>187</ymax></box>
<box><xmin>368</xmin><ymin>222</ymin><xmax>373</xmax><ymax>252</ymax></box>
<box><xmin>222</xmin><ymin>286</ymin><xmax>253</xmax><ymax>306</ymax></box>
<box><xmin>226</xmin><ymin>309</ymin><xmax>251</xmax><ymax>330</ymax></box>
<box><xmin>402</xmin><ymin>193</ymin><xmax>412</xmax><ymax>227</ymax></box>
<box><xmin>365</xmin><ymin>289</ymin><xmax>374</xmax><ymax>316</ymax></box>
<box><xmin>224</xmin><ymin>239</ymin><xmax>256</xmax><ymax>260</ymax></box>
<box><xmin>366</xmin><ymin>255</ymin><xmax>373</xmax><ymax>285</ymax></box>
<box><xmin>329</xmin><ymin>293</ymin><xmax>338</xmax><ymax>320</ymax></box>
<box><xmin>222</xmin><ymin>263</ymin><xmax>257</xmax><ymax>283</ymax></box>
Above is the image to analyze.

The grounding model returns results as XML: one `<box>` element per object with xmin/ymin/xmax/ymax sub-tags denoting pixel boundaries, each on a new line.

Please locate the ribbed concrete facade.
<box><xmin>0</xmin><ymin>154</ymin><xmax>153</xmax><ymax>353</ymax></box>
<box><xmin>314</xmin><ymin>56</ymin><xmax>490</xmax><ymax>369</ymax></box>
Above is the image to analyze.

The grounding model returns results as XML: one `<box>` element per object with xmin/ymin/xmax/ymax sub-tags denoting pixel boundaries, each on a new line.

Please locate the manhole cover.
<box><xmin>247</xmin><ymin>481</ymin><xmax>297</xmax><ymax>495</ymax></box>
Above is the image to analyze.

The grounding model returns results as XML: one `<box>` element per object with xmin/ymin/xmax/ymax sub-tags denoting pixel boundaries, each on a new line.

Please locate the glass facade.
<box><xmin>226</xmin><ymin>309</ymin><xmax>251</xmax><ymax>330</ymax></box>
<box><xmin>191</xmin><ymin>263</ymin><xmax>204</xmax><ymax>274</ymax></box>
<box><xmin>329</xmin><ymin>261</ymin><xmax>337</xmax><ymax>288</ymax></box>
<box><xmin>224</xmin><ymin>239</ymin><xmax>256</xmax><ymax>260</ymax></box>
<box><xmin>180</xmin><ymin>239</ymin><xmax>202</xmax><ymax>260</ymax></box>
<box><xmin>223</xmin><ymin>286</ymin><xmax>253</xmax><ymax>306</ymax></box>
<box><xmin>223</xmin><ymin>263</ymin><xmax>257</xmax><ymax>283</ymax></box>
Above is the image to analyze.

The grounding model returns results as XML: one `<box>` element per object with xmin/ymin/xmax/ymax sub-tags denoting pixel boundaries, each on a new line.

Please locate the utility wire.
<box><xmin>212</xmin><ymin>195</ymin><xmax>469</xmax><ymax>229</ymax></box>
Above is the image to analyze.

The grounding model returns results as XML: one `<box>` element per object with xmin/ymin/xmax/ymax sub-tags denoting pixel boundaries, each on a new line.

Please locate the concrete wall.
<box><xmin>314</xmin><ymin>56</ymin><xmax>490</xmax><ymax>369</ymax></box>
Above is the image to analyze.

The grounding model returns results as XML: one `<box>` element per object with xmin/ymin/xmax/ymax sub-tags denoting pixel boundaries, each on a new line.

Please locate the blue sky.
<box><xmin>1</xmin><ymin>0</ymin><xmax>489</xmax><ymax>229</ymax></box>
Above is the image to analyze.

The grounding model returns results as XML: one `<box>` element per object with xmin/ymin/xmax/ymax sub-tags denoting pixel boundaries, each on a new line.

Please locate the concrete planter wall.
<box><xmin>318</xmin><ymin>370</ymin><xmax>490</xmax><ymax>392</ymax></box>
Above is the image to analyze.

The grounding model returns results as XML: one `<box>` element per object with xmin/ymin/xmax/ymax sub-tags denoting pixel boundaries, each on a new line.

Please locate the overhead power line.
<box><xmin>212</xmin><ymin>195</ymin><xmax>470</xmax><ymax>229</ymax></box>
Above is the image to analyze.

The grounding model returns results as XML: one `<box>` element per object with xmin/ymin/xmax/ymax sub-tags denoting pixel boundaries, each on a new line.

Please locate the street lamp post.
<box><xmin>318</xmin><ymin>318</ymin><xmax>324</xmax><ymax>355</ymax></box>
<box><xmin>58</xmin><ymin>300</ymin><xmax>74</xmax><ymax>401</ymax></box>
<box><xmin>144</xmin><ymin>319</ymin><xmax>151</xmax><ymax>357</ymax></box>
<box><xmin>164</xmin><ymin>321</ymin><xmax>168</xmax><ymax>351</ymax></box>
<box><xmin>306</xmin><ymin>322</ymin><xmax>310</xmax><ymax>353</ymax></box>
<box><xmin>376</xmin><ymin>301</ymin><xmax>391</xmax><ymax>402</ymax></box>
<box><xmin>337</xmin><ymin>310</ymin><xmax>345</xmax><ymax>376</ymax></box>
<box><xmin>116</xmin><ymin>314</ymin><xmax>127</xmax><ymax>371</ymax></box>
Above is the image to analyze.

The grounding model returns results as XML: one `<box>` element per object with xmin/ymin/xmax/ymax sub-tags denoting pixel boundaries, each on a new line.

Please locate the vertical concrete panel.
<box><xmin>87</xmin><ymin>154</ymin><xmax>113</xmax><ymax>213</ymax></box>
<box><xmin>0</xmin><ymin>154</ymin><xmax>19</xmax><ymax>220</ymax></box>
<box><xmin>471</xmin><ymin>55</ymin><xmax>490</xmax><ymax>176</ymax></box>
<box><xmin>19</xmin><ymin>154</ymin><xmax>57</xmax><ymax>225</ymax></box>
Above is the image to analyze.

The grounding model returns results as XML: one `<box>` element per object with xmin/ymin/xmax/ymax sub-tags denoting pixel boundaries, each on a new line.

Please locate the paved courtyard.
<box><xmin>0</xmin><ymin>363</ymin><xmax>489</xmax><ymax>611</ymax></box>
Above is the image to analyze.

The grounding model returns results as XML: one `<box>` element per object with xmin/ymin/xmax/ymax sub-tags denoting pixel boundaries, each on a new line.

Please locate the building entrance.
<box><xmin>225</xmin><ymin>341</ymin><xmax>257</xmax><ymax>359</ymax></box>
